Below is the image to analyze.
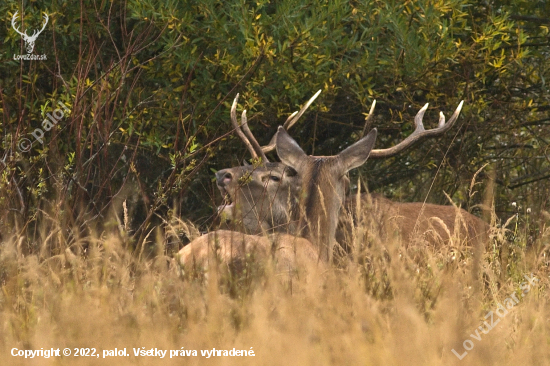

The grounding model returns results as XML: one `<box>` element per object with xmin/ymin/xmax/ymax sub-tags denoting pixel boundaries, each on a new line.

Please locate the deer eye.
<box><xmin>261</xmin><ymin>174</ymin><xmax>281</xmax><ymax>183</ymax></box>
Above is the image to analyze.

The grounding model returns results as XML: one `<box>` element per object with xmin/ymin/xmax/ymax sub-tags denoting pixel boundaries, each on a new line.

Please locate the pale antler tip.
<box><xmin>414</xmin><ymin>104</ymin><xmax>429</xmax><ymax>129</ymax></box>
<box><xmin>438</xmin><ymin>111</ymin><xmax>445</xmax><ymax>127</ymax></box>
<box><xmin>231</xmin><ymin>95</ymin><xmax>239</xmax><ymax>110</ymax></box>
<box><xmin>369</xmin><ymin>100</ymin><xmax>376</xmax><ymax>114</ymax></box>
<box><xmin>309</xmin><ymin>89</ymin><xmax>322</xmax><ymax>104</ymax></box>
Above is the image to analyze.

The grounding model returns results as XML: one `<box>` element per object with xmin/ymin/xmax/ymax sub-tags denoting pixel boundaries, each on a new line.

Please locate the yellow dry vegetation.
<box><xmin>0</xmin><ymin>216</ymin><xmax>549</xmax><ymax>366</ymax></box>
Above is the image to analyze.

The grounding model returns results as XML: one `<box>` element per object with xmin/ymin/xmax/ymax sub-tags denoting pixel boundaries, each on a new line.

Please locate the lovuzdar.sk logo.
<box><xmin>11</xmin><ymin>10</ymin><xmax>48</xmax><ymax>61</ymax></box>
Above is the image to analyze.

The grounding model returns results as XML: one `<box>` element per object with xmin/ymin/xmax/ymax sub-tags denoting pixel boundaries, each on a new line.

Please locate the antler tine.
<box><xmin>361</xmin><ymin>100</ymin><xmax>377</xmax><ymax>138</ymax></box>
<box><xmin>282</xmin><ymin>111</ymin><xmax>299</xmax><ymax>128</ymax></box>
<box><xmin>369</xmin><ymin>101</ymin><xmax>464</xmax><ymax>159</ymax></box>
<box><xmin>438</xmin><ymin>111</ymin><xmax>445</xmax><ymax>128</ymax></box>
<box><xmin>41</xmin><ymin>13</ymin><xmax>49</xmax><ymax>32</ymax></box>
<box><xmin>284</xmin><ymin>89</ymin><xmax>322</xmax><ymax>130</ymax></box>
<box><xmin>240</xmin><ymin>110</ymin><xmax>269</xmax><ymax>162</ymax></box>
<box><xmin>262</xmin><ymin>90</ymin><xmax>322</xmax><ymax>153</ymax></box>
<box><xmin>11</xmin><ymin>11</ymin><xmax>26</xmax><ymax>36</ymax></box>
<box><xmin>230</xmin><ymin>94</ymin><xmax>259</xmax><ymax>160</ymax></box>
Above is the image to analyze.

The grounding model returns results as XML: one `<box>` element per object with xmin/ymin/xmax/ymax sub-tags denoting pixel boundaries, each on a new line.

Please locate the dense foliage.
<box><xmin>0</xmin><ymin>0</ymin><xmax>549</xmax><ymax>250</ymax></box>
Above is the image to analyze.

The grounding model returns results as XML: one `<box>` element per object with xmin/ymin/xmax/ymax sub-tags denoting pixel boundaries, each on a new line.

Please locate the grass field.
<box><xmin>1</xmin><ymin>209</ymin><xmax>549</xmax><ymax>366</ymax></box>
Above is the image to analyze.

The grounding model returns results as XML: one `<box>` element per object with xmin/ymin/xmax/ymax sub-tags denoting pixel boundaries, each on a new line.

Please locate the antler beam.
<box><xmin>11</xmin><ymin>11</ymin><xmax>25</xmax><ymax>37</ymax></box>
<box><xmin>230</xmin><ymin>94</ymin><xmax>267</xmax><ymax>162</ymax></box>
<box><xmin>368</xmin><ymin>101</ymin><xmax>464</xmax><ymax>158</ymax></box>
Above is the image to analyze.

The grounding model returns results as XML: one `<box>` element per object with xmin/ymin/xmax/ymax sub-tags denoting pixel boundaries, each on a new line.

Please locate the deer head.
<box><xmin>275</xmin><ymin>127</ymin><xmax>378</xmax><ymax>262</ymax></box>
<box><xmin>216</xmin><ymin>162</ymin><xmax>301</xmax><ymax>235</ymax></box>
<box><xmin>12</xmin><ymin>11</ymin><xmax>49</xmax><ymax>54</ymax></box>
<box><xmin>215</xmin><ymin>91</ymin><xmax>321</xmax><ymax>235</ymax></box>
<box><xmin>275</xmin><ymin>100</ymin><xmax>464</xmax><ymax>261</ymax></box>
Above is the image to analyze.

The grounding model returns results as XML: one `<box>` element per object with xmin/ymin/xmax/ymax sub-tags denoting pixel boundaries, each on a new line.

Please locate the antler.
<box><xmin>11</xmin><ymin>11</ymin><xmax>26</xmax><ymax>37</ymax></box>
<box><xmin>41</xmin><ymin>13</ymin><xmax>49</xmax><ymax>31</ymax></box>
<box><xmin>32</xmin><ymin>13</ymin><xmax>49</xmax><ymax>38</ymax></box>
<box><xmin>230</xmin><ymin>94</ymin><xmax>269</xmax><ymax>162</ymax></box>
<box><xmin>230</xmin><ymin>90</ymin><xmax>322</xmax><ymax>162</ymax></box>
<box><xmin>368</xmin><ymin>101</ymin><xmax>464</xmax><ymax>158</ymax></box>
<box><xmin>261</xmin><ymin>89</ymin><xmax>322</xmax><ymax>153</ymax></box>
<box><xmin>11</xmin><ymin>11</ymin><xmax>48</xmax><ymax>38</ymax></box>
<box><xmin>27</xmin><ymin>13</ymin><xmax>49</xmax><ymax>40</ymax></box>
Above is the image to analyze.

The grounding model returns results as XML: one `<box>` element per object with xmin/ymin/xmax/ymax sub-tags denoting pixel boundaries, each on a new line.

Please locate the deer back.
<box><xmin>337</xmin><ymin>193</ymin><xmax>489</xmax><ymax>253</ymax></box>
<box><xmin>177</xmin><ymin>230</ymin><xmax>320</xmax><ymax>274</ymax></box>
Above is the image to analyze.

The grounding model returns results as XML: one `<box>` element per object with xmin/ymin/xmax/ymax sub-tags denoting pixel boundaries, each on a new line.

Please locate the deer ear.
<box><xmin>276</xmin><ymin>126</ymin><xmax>307</xmax><ymax>170</ymax></box>
<box><xmin>337</xmin><ymin>128</ymin><xmax>378</xmax><ymax>173</ymax></box>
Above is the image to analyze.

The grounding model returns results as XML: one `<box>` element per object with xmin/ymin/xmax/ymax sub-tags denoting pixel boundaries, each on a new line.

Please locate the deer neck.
<box><xmin>299</xmin><ymin>162</ymin><xmax>343</xmax><ymax>263</ymax></box>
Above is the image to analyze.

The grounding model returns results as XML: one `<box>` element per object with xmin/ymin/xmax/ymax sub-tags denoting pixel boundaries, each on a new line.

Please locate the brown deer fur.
<box><xmin>215</xmin><ymin>162</ymin><xmax>489</xmax><ymax>260</ymax></box>
<box><xmin>177</xmin><ymin>230</ymin><xmax>320</xmax><ymax>273</ymax></box>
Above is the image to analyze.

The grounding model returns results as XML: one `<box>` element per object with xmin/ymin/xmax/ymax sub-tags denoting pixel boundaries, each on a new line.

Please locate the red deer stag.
<box><xmin>217</xmin><ymin>94</ymin><xmax>488</xmax><ymax>262</ymax></box>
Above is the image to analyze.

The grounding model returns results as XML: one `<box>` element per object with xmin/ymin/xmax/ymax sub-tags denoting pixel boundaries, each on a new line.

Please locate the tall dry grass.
<box><xmin>0</xmin><ymin>204</ymin><xmax>549</xmax><ymax>366</ymax></box>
